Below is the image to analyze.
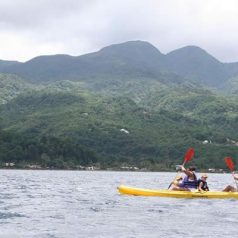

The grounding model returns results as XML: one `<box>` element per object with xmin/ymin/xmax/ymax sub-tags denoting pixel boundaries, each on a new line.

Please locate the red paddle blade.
<box><xmin>183</xmin><ymin>147</ymin><xmax>195</xmax><ymax>164</ymax></box>
<box><xmin>225</xmin><ymin>157</ymin><xmax>235</xmax><ymax>171</ymax></box>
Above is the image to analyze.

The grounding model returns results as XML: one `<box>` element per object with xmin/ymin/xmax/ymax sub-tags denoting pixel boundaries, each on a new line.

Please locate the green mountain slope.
<box><xmin>0</xmin><ymin>73</ymin><xmax>37</xmax><ymax>104</ymax></box>
<box><xmin>1</xmin><ymin>41</ymin><xmax>238</xmax><ymax>170</ymax></box>
<box><xmin>1</xmin><ymin>82</ymin><xmax>238</xmax><ymax>170</ymax></box>
<box><xmin>0</xmin><ymin>41</ymin><xmax>165</xmax><ymax>83</ymax></box>
<box><xmin>1</xmin><ymin>40</ymin><xmax>238</xmax><ymax>91</ymax></box>
<box><xmin>165</xmin><ymin>46</ymin><xmax>227</xmax><ymax>87</ymax></box>
<box><xmin>0</xmin><ymin>60</ymin><xmax>20</xmax><ymax>70</ymax></box>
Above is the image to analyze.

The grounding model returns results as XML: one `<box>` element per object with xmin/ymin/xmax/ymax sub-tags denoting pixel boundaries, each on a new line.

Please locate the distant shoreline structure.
<box><xmin>0</xmin><ymin>164</ymin><xmax>228</xmax><ymax>173</ymax></box>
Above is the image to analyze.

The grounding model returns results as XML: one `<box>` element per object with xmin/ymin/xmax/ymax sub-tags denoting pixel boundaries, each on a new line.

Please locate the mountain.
<box><xmin>0</xmin><ymin>41</ymin><xmax>165</xmax><ymax>83</ymax></box>
<box><xmin>0</xmin><ymin>54</ymin><xmax>76</xmax><ymax>83</ymax></box>
<box><xmin>1</xmin><ymin>41</ymin><xmax>238</xmax><ymax>170</ymax></box>
<box><xmin>1</xmin><ymin>85</ymin><xmax>238</xmax><ymax>170</ymax></box>
<box><xmin>0</xmin><ymin>60</ymin><xmax>20</xmax><ymax>70</ymax></box>
<box><xmin>165</xmin><ymin>46</ymin><xmax>228</xmax><ymax>87</ymax></box>
<box><xmin>1</xmin><ymin>40</ymin><xmax>238</xmax><ymax>90</ymax></box>
<box><xmin>0</xmin><ymin>73</ymin><xmax>37</xmax><ymax>104</ymax></box>
<box><xmin>224</xmin><ymin>62</ymin><xmax>238</xmax><ymax>77</ymax></box>
<box><xmin>98</xmin><ymin>40</ymin><xmax>165</xmax><ymax>70</ymax></box>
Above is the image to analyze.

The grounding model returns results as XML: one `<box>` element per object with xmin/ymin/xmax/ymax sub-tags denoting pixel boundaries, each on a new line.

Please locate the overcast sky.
<box><xmin>1</xmin><ymin>0</ymin><xmax>238</xmax><ymax>62</ymax></box>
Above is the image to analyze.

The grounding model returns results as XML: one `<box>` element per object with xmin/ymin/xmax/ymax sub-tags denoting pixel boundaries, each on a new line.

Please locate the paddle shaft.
<box><xmin>168</xmin><ymin>171</ymin><xmax>180</xmax><ymax>189</ymax></box>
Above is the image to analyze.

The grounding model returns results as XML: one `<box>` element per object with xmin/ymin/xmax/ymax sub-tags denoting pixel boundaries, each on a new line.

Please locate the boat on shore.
<box><xmin>118</xmin><ymin>185</ymin><xmax>238</xmax><ymax>199</ymax></box>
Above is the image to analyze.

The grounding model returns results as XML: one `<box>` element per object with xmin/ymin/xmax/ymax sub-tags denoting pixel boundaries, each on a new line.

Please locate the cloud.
<box><xmin>0</xmin><ymin>0</ymin><xmax>95</xmax><ymax>29</ymax></box>
<box><xmin>1</xmin><ymin>0</ymin><xmax>238</xmax><ymax>62</ymax></box>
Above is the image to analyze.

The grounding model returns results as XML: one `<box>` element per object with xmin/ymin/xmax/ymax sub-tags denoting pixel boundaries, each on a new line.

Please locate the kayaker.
<box><xmin>222</xmin><ymin>172</ymin><xmax>238</xmax><ymax>192</ymax></box>
<box><xmin>198</xmin><ymin>173</ymin><xmax>209</xmax><ymax>192</ymax></box>
<box><xmin>168</xmin><ymin>175</ymin><xmax>183</xmax><ymax>190</ymax></box>
<box><xmin>171</xmin><ymin>166</ymin><xmax>198</xmax><ymax>191</ymax></box>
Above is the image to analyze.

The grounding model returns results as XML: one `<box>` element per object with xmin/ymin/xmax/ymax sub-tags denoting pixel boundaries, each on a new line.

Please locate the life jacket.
<box><xmin>198</xmin><ymin>179</ymin><xmax>209</xmax><ymax>191</ymax></box>
<box><xmin>180</xmin><ymin>173</ymin><xmax>198</xmax><ymax>189</ymax></box>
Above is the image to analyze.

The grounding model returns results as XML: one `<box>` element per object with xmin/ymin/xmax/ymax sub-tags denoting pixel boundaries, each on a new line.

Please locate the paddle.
<box><xmin>224</xmin><ymin>157</ymin><xmax>238</xmax><ymax>190</ymax></box>
<box><xmin>168</xmin><ymin>147</ymin><xmax>195</xmax><ymax>189</ymax></box>
<box><xmin>182</xmin><ymin>147</ymin><xmax>195</xmax><ymax>166</ymax></box>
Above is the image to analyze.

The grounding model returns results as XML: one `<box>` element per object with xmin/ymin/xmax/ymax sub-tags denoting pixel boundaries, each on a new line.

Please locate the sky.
<box><xmin>1</xmin><ymin>0</ymin><xmax>238</xmax><ymax>62</ymax></box>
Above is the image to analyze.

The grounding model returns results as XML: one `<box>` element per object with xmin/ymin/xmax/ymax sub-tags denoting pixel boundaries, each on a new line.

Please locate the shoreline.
<box><xmin>0</xmin><ymin>167</ymin><xmax>228</xmax><ymax>173</ymax></box>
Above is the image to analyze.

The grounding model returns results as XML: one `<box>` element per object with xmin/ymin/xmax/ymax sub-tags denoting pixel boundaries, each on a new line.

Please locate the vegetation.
<box><xmin>1</xmin><ymin>41</ymin><xmax>238</xmax><ymax>171</ymax></box>
<box><xmin>0</xmin><ymin>83</ymin><xmax>238</xmax><ymax>170</ymax></box>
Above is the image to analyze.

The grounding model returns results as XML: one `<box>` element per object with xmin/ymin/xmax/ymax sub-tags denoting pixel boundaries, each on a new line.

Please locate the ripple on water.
<box><xmin>147</xmin><ymin>209</ymin><xmax>163</xmax><ymax>213</ymax></box>
<box><xmin>90</xmin><ymin>206</ymin><xmax>102</xmax><ymax>212</ymax></box>
<box><xmin>0</xmin><ymin>193</ymin><xmax>18</xmax><ymax>200</ymax></box>
<box><xmin>0</xmin><ymin>170</ymin><xmax>238</xmax><ymax>238</ymax></box>
<box><xmin>0</xmin><ymin>212</ymin><xmax>26</xmax><ymax>220</ymax></box>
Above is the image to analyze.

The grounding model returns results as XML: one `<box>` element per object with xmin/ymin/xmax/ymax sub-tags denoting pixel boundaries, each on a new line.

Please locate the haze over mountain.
<box><xmin>1</xmin><ymin>41</ymin><xmax>238</xmax><ymax>90</ymax></box>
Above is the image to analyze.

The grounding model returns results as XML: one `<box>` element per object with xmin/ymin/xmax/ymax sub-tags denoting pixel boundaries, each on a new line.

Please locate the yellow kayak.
<box><xmin>118</xmin><ymin>185</ymin><xmax>238</xmax><ymax>199</ymax></box>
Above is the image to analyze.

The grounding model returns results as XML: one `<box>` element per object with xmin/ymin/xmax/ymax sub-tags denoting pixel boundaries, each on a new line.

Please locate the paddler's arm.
<box><xmin>232</xmin><ymin>172</ymin><xmax>238</xmax><ymax>180</ymax></box>
<box><xmin>198</xmin><ymin>181</ymin><xmax>203</xmax><ymax>192</ymax></box>
<box><xmin>180</xmin><ymin>165</ymin><xmax>194</xmax><ymax>177</ymax></box>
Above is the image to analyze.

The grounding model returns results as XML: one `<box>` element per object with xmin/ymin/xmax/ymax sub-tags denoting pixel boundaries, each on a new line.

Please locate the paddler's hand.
<box><xmin>179</xmin><ymin>165</ymin><xmax>186</xmax><ymax>172</ymax></box>
<box><xmin>175</xmin><ymin>165</ymin><xmax>182</xmax><ymax>171</ymax></box>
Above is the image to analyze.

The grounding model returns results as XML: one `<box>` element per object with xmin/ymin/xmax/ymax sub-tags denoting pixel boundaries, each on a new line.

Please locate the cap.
<box><xmin>201</xmin><ymin>173</ymin><xmax>208</xmax><ymax>178</ymax></box>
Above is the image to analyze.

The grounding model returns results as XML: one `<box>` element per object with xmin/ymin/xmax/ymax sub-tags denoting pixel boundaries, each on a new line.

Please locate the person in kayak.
<box><xmin>222</xmin><ymin>172</ymin><xmax>238</xmax><ymax>192</ymax></box>
<box><xmin>198</xmin><ymin>173</ymin><xmax>209</xmax><ymax>192</ymax></box>
<box><xmin>168</xmin><ymin>175</ymin><xmax>183</xmax><ymax>190</ymax></box>
<box><xmin>171</xmin><ymin>166</ymin><xmax>198</xmax><ymax>191</ymax></box>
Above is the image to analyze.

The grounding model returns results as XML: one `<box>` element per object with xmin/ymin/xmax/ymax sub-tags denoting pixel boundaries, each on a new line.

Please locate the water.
<box><xmin>0</xmin><ymin>170</ymin><xmax>237</xmax><ymax>238</ymax></box>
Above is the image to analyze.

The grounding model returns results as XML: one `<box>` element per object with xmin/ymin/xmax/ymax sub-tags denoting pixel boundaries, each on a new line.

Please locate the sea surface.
<box><xmin>0</xmin><ymin>170</ymin><xmax>237</xmax><ymax>238</ymax></box>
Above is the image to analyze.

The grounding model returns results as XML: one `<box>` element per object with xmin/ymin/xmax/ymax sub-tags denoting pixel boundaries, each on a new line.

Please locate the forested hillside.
<box><xmin>1</xmin><ymin>41</ymin><xmax>238</xmax><ymax>91</ymax></box>
<box><xmin>1</xmin><ymin>41</ymin><xmax>238</xmax><ymax>171</ymax></box>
